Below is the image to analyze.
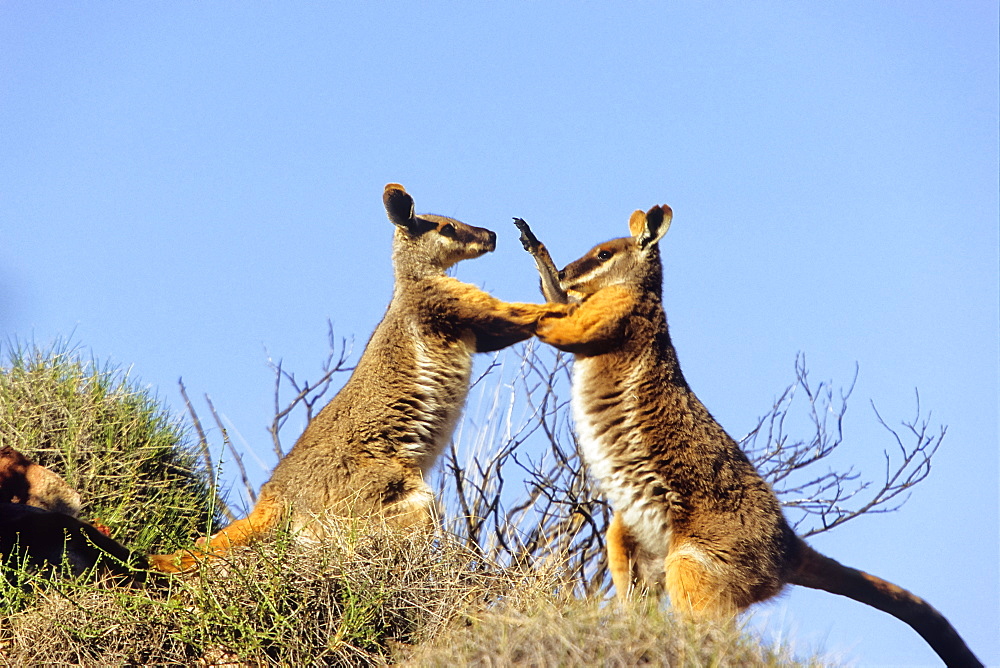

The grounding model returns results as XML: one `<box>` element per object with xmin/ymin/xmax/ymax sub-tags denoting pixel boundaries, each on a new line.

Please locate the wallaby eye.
<box><xmin>439</xmin><ymin>223</ymin><xmax>457</xmax><ymax>238</ymax></box>
<box><xmin>597</xmin><ymin>249</ymin><xmax>613</xmax><ymax>261</ymax></box>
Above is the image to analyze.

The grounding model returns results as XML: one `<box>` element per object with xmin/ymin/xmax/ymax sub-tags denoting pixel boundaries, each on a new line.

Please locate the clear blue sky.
<box><xmin>2</xmin><ymin>3</ymin><xmax>997</xmax><ymax>665</ymax></box>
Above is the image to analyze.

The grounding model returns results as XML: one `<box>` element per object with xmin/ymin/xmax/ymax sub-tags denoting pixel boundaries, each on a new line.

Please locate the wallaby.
<box><xmin>0</xmin><ymin>446</ymin><xmax>144</xmax><ymax>581</ymax></box>
<box><xmin>515</xmin><ymin>211</ymin><xmax>981</xmax><ymax>667</ymax></box>
<box><xmin>0</xmin><ymin>445</ymin><xmax>82</xmax><ymax>516</ymax></box>
<box><xmin>0</xmin><ymin>503</ymin><xmax>143</xmax><ymax>581</ymax></box>
<box><xmin>148</xmin><ymin>184</ymin><xmax>571</xmax><ymax>573</ymax></box>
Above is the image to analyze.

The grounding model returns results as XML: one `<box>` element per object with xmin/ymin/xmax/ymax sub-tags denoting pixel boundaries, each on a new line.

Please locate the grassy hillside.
<box><xmin>1</xmin><ymin>521</ymin><xmax>827</xmax><ymax>666</ymax></box>
<box><xmin>0</xmin><ymin>343</ymin><xmax>832</xmax><ymax>666</ymax></box>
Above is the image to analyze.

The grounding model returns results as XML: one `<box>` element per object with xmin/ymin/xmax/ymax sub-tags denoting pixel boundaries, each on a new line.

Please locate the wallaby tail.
<box><xmin>790</xmin><ymin>540</ymin><xmax>981</xmax><ymax>668</ymax></box>
<box><xmin>147</xmin><ymin>488</ymin><xmax>285</xmax><ymax>574</ymax></box>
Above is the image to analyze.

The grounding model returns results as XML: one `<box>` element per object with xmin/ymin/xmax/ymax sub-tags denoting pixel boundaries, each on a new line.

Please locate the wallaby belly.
<box><xmin>571</xmin><ymin>355</ymin><xmax>673</xmax><ymax>561</ymax></box>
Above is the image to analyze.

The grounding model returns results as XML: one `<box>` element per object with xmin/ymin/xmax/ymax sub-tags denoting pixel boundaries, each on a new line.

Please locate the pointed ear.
<box><xmin>627</xmin><ymin>209</ymin><xmax>647</xmax><ymax>237</ymax></box>
<box><xmin>630</xmin><ymin>204</ymin><xmax>673</xmax><ymax>249</ymax></box>
<box><xmin>384</xmin><ymin>183</ymin><xmax>417</xmax><ymax>230</ymax></box>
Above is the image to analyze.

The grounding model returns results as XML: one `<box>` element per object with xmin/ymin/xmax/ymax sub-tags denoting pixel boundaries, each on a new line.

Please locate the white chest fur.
<box><xmin>571</xmin><ymin>357</ymin><xmax>672</xmax><ymax>559</ymax></box>
<box><xmin>407</xmin><ymin>324</ymin><xmax>474</xmax><ymax>472</ymax></box>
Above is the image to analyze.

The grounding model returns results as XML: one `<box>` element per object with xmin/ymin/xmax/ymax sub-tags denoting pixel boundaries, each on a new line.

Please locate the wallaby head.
<box><xmin>556</xmin><ymin>204</ymin><xmax>672</xmax><ymax>298</ymax></box>
<box><xmin>384</xmin><ymin>183</ymin><xmax>497</xmax><ymax>278</ymax></box>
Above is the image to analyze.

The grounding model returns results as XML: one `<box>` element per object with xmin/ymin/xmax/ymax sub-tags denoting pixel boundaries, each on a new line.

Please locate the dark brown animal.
<box><xmin>516</xmin><ymin>208</ymin><xmax>981</xmax><ymax>668</ymax></box>
<box><xmin>1</xmin><ymin>503</ymin><xmax>142</xmax><ymax>581</ymax></box>
<box><xmin>0</xmin><ymin>445</ymin><xmax>82</xmax><ymax>515</ymax></box>
<box><xmin>0</xmin><ymin>446</ymin><xmax>144</xmax><ymax>581</ymax></box>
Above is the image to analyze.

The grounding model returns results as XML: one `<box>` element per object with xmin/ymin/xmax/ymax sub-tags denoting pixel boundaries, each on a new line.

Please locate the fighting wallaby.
<box><xmin>515</xmin><ymin>210</ymin><xmax>981</xmax><ymax>667</ymax></box>
<box><xmin>0</xmin><ymin>446</ymin><xmax>144</xmax><ymax>581</ymax></box>
<box><xmin>148</xmin><ymin>184</ymin><xmax>570</xmax><ymax>573</ymax></box>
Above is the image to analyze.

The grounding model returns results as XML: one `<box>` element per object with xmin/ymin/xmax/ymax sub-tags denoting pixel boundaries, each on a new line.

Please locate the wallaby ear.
<box><xmin>384</xmin><ymin>183</ymin><xmax>417</xmax><ymax>230</ymax></box>
<box><xmin>630</xmin><ymin>204</ymin><xmax>673</xmax><ymax>249</ymax></box>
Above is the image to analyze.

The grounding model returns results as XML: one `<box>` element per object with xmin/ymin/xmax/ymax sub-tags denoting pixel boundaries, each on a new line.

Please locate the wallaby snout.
<box><xmin>457</xmin><ymin>225</ymin><xmax>496</xmax><ymax>256</ymax></box>
<box><xmin>483</xmin><ymin>228</ymin><xmax>497</xmax><ymax>252</ymax></box>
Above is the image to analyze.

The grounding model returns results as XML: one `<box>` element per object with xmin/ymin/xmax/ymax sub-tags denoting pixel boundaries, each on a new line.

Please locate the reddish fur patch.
<box><xmin>0</xmin><ymin>446</ymin><xmax>32</xmax><ymax>504</ymax></box>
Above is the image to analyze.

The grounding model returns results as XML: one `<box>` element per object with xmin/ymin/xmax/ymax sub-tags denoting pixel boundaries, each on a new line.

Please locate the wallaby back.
<box><xmin>149</xmin><ymin>184</ymin><xmax>570</xmax><ymax>573</ymax></box>
<box><xmin>517</xmin><ymin>210</ymin><xmax>981</xmax><ymax>667</ymax></box>
<box><xmin>0</xmin><ymin>445</ymin><xmax>82</xmax><ymax>516</ymax></box>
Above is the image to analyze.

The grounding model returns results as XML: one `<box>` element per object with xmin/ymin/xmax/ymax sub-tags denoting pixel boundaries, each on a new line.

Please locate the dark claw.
<box><xmin>513</xmin><ymin>217</ymin><xmax>539</xmax><ymax>253</ymax></box>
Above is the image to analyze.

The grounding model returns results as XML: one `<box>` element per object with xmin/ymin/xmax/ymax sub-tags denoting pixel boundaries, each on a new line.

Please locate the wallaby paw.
<box><xmin>513</xmin><ymin>217</ymin><xmax>541</xmax><ymax>254</ymax></box>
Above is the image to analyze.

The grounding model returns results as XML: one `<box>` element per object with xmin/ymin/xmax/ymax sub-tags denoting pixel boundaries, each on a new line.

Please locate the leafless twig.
<box><xmin>740</xmin><ymin>354</ymin><xmax>943</xmax><ymax>537</ymax></box>
<box><xmin>266</xmin><ymin>321</ymin><xmax>354</xmax><ymax>459</ymax></box>
<box><xmin>178</xmin><ymin>379</ymin><xmax>235</xmax><ymax>522</ymax></box>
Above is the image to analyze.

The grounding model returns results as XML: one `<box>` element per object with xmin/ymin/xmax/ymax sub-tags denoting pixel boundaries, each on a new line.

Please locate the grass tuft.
<box><xmin>403</xmin><ymin>596</ymin><xmax>825</xmax><ymax>668</ymax></box>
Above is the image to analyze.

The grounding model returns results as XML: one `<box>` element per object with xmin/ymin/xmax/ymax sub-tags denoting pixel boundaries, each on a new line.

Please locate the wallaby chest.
<box><xmin>571</xmin><ymin>350</ymin><xmax>677</xmax><ymax>557</ymax></box>
<box><xmin>297</xmin><ymin>291</ymin><xmax>475</xmax><ymax>469</ymax></box>
<box><xmin>397</xmin><ymin>309</ymin><xmax>476</xmax><ymax>470</ymax></box>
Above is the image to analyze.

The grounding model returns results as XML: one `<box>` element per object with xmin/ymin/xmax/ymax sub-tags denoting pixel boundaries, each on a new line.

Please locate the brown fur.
<box><xmin>0</xmin><ymin>445</ymin><xmax>82</xmax><ymax>516</ymax></box>
<box><xmin>148</xmin><ymin>184</ymin><xmax>570</xmax><ymax>573</ymax></box>
<box><xmin>518</xmin><ymin>209</ymin><xmax>981</xmax><ymax>667</ymax></box>
<box><xmin>0</xmin><ymin>447</ymin><xmax>143</xmax><ymax>581</ymax></box>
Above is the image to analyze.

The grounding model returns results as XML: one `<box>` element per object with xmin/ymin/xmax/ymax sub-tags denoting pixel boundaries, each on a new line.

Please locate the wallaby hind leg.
<box><xmin>383</xmin><ymin>487</ymin><xmax>435</xmax><ymax>530</ymax></box>
<box><xmin>147</xmin><ymin>489</ymin><xmax>284</xmax><ymax>574</ymax></box>
<box><xmin>664</xmin><ymin>544</ymin><xmax>737</xmax><ymax>618</ymax></box>
<box><xmin>607</xmin><ymin>513</ymin><xmax>640</xmax><ymax>603</ymax></box>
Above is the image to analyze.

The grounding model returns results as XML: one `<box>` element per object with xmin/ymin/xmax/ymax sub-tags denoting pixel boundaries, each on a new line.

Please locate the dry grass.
<box><xmin>1</xmin><ymin>520</ymin><xmax>829</xmax><ymax>667</ymax></box>
<box><xmin>404</xmin><ymin>598</ymin><xmax>824</xmax><ymax>668</ymax></box>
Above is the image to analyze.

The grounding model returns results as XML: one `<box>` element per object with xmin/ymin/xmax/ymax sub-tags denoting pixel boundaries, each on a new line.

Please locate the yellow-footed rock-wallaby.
<box><xmin>515</xmin><ymin>210</ymin><xmax>981</xmax><ymax>668</ymax></box>
<box><xmin>148</xmin><ymin>185</ymin><xmax>570</xmax><ymax>573</ymax></box>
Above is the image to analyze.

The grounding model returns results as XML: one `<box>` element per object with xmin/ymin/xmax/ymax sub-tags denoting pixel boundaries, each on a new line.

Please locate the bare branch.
<box><xmin>741</xmin><ymin>354</ymin><xmax>945</xmax><ymax>537</ymax></box>
<box><xmin>179</xmin><ymin>379</ymin><xmax>211</xmax><ymax>477</ymax></box>
<box><xmin>267</xmin><ymin>321</ymin><xmax>354</xmax><ymax>459</ymax></box>
<box><xmin>204</xmin><ymin>393</ymin><xmax>256</xmax><ymax>507</ymax></box>
<box><xmin>440</xmin><ymin>346</ymin><xmax>947</xmax><ymax>596</ymax></box>
<box><xmin>178</xmin><ymin>379</ymin><xmax>235</xmax><ymax>522</ymax></box>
